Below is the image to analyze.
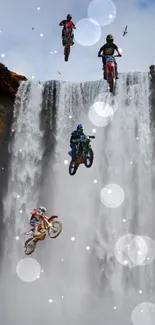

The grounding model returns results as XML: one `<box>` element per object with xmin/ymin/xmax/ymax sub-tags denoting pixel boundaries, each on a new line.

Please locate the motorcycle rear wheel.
<box><xmin>64</xmin><ymin>45</ymin><xmax>70</xmax><ymax>62</ymax></box>
<box><xmin>69</xmin><ymin>161</ymin><xmax>78</xmax><ymax>175</ymax></box>
<box><xmin>24</xmin><ymin>238</ymin><xmax>36</xmax><ymax>255</ymax></box>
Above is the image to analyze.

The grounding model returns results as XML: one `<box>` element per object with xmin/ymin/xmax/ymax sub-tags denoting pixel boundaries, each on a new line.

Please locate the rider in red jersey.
<box><xmin>59</xmin><ymin>14</ymin><xmax>76</xmax><ymax>46</ymax></box>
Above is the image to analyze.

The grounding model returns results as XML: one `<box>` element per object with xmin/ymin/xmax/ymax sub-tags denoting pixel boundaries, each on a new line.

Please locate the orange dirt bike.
<box><xmin>63</xmin><ymin>26</ymin><xmax>75</xmax><ymax>62</ymax></box>
<box><xmin>99</xmin><ymin>54</ymin><xmax>121</xmax><ymax>92</ymax></box>
<box><xmin>69</xmin><ymin>135</ymin><xmax>95</xmax><ymax>176</ymax></box>
<box><xmin>24</xmin><ymin>216</ymin><xmax>62</xmax><ymax>255</ymax></box>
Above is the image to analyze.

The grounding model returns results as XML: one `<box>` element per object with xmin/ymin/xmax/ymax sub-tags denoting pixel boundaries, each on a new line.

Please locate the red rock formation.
<box><xmin>0</xmin><ymin>63</ymin><xmax>27</xmax><ymax>134</ymax></box>
<box><xmin>150</xmin><ymin>65</ymin><xmax>155</xmax><ymax>78</ymax></box>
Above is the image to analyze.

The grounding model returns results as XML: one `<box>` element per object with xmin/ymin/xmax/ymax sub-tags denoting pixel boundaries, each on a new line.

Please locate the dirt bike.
<box><xmin>69</xmin><ymin>135</ymin><xmax>95</xmax><ymax>176</ymax></box>
<box><xmin>63</xmin><ymin>27</ymin><xmax>74</xmax><ymax>62</ymax></box>
<box><xmin>24</xmin><ymin>216</ymin><xmax>62</xmax><ymax>255</ymax></box>
<box><xmin>99</xmin><ymin>54</ymin><xmax>121</xmax><ymax>92</ymax></box>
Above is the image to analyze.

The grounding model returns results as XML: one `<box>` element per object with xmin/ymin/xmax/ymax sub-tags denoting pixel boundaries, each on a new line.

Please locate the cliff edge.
<box><xmin>0</xmin><ymin>63</ymin><xmax>27</xmax><ymax>98</ymax></box>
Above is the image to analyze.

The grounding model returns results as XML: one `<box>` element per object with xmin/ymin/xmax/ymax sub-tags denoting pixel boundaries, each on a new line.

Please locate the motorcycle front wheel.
<box><xmin>84</xmin><ymin>148</ymin><xmax>94</xmax><ymax>168</ymax></box>
<box><xmin>48</xmin><ymin>220</ymin><xmax>62</xmax><ymax>239</ymax></box>
<box><xmin>109</xmin><ymin>73</ymin><xmax>114</xmax><ymax>92</ymax></box>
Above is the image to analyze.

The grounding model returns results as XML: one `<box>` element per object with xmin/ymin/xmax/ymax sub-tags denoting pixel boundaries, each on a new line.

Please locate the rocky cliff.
<box><xmin>0</xmin><ymin>63</ymin><xmax>27</xmax><ymax>136</ymax></box>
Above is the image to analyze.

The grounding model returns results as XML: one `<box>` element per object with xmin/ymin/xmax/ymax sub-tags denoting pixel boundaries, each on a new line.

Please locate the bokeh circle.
<box><xmin>100</xmin><ymin>184</ymin><xmax>125</xmax><ymax>208</ymax></box>
<box><xmin>74</xmin><ymin>18</ymin><xmax>101</xmax><ymax>46</ymax></box>
<box><xmin>88</xmin><ymin>0</ymin><xmax>116</xmax><ymax>26</ymax></box>
<box><xmin>16</xmin><ymin>257</ymin><xmax>41</xmax><ymax>282</ymax></box>
<box><xmin>132</xmin><ymin>302</ymin><xmax>155</xmax><ymax>325</ymax></box>
<box><xmin>88</xmin><ymin>98</ymin><xmax>117</xmax><ymax>127</ymax></box>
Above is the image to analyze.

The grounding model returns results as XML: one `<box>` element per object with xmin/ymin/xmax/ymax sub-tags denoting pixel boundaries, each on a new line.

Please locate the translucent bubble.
<box><xmin>100</xmin><ymin>184</ymin><xmax>124</xmax><ymax>208</ymax></box>
<box><xmin>74</xmin><ymin>18</ymin><xmax>101</xmax><ymax>46</ymax></box>
<box><xmin>88</xmin><ymin>98</ymin><xmax>117</xmax><ymax>127</ymax></box>
<box><xmin>132</xmin><ymin>302</ymin><xmax>155</xmax><ymax>325</ymax></box>
<box><xmin>16</xmin><ymin>258</ymin><xmax>41</xmax><ymax>282</ymax></box>
<box><xmin>88</xmin><ymin>0</ymin><xmax>116</xmax><ymax>26</ymax></box>
<box><xmin>140</xmin><ymin>236</ymin><xmax>155</xmax><ymax>266</ymax></box>
<box><xmin>127</xmin><ymin>236</ymin><xmax>148</xmax><ymax>266</ymax></box>
<box><xmin>115</xmin><ymin>234</ymin><xmax>136</xmax><ymax>267</ymax></box>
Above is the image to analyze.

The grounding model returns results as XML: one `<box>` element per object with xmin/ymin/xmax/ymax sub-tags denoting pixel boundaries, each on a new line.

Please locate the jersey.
<box><xmin>30</xmin><ymin>209</ymin><xmax>45</xmax><ymax>222</ymax></box>
<box><xmin>59</xmin><ymin>20</ymin><xmax>75</xmax><ymax>30</ymax></box>
<box><xmin>98</xmin><ymin>43</ymin><xmax>118</xmax><ymax>56</ymax></box>
<box><xmin>70</xmin><ymin>130</ymin><xmax>85</xmax><ymax>144</ymax></box>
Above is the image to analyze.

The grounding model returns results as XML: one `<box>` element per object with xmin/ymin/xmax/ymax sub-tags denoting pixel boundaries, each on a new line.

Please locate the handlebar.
<box><xmin>88</xmin><ymin>135</ymin><xmax>95</xmax><ymax>139</ymax></box>
<box><xmin>98</xmin><ymin>54</ymin><xmax>121</xmax><ymax>58</ymax></box>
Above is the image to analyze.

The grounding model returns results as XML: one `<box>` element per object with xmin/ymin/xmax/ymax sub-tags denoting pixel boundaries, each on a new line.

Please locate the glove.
<box><xmin>80</xmin><ymin>135</ymin><xmax>87</xmax><ymax>141</ymax></box>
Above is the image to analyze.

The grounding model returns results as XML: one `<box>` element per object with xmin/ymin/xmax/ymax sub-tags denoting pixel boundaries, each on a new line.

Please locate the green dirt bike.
<box><xmin>69</xmin><ymin>135</ymin><xmax>95</xmax><ymax>176</ymax></box>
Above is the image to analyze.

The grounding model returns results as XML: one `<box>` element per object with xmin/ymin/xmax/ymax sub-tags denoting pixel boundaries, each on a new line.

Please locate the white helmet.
<box><xmin>38</xmin><ymin>206</ymin><xmax>47</xmax><ymax>215</ymax></box>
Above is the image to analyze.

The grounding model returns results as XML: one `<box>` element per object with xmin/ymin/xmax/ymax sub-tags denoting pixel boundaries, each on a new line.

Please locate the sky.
<box><xmin>0</xmin><ymin>0</ymin><xmax>155</xmax><ymax>82</ymax></box>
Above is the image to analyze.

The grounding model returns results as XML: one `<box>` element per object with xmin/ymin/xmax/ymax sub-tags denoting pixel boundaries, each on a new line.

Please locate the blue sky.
<box><xmin>0</xmin><ymin>0</ymin><xmax>155</xmax><ymax>81</ymax></box>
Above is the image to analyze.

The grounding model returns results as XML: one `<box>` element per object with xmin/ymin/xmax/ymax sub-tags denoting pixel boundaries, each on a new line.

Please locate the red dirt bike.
<box><xmin>63</xmin><ymin>24</ymin><xmax>75</xmax><ymax>62</ymax></box>
<box><xmin>99</xmin><ymin>54</ymin><xmax>121</xmax><ymax>92</ymax></box>
<box><xmin>24</xmin><ymin>216</ymin><xmax>62</xmax><ymax>255</ymax></box>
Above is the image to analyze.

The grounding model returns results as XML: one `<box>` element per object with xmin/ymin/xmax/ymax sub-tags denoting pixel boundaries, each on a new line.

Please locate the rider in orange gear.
<box><xmin>59</xmin><ymin>14</ymin><xmax>76</xmax><ymax>46</ymax></box>
<box><xmin>26</xmin><ymin>206</ymin><xmax>52</xmax><ymax>237</ymax></box>
<box><xmin>98</xmin><ymin>34</ymin><xmax>122</xmax><ymax>79</ymax></box>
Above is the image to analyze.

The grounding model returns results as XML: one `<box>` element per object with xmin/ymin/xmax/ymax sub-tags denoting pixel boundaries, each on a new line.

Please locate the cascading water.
<box><xmin>2</xmin><ymin>81</ymin><xmax>44</xmax><ymax>269</ymax></box>
<box><xmin>0</xmin><ymin>74</ymin><xmax>155</xmax><ymax>325</ymax></box>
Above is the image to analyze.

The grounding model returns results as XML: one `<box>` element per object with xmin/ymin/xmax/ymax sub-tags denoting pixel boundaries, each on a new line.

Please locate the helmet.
<box><xmin>38</xmin><ymin>206</ymin><xmax>47</xmax><ymax>216</ymax></box>
<box><xmin>77</xmin><ymin>124</ymin><xmax>83</xmax><ymax>132</ymax></box>
<box><xmin>106</xmin><ymin>34</ymin><xmax>114</xmax><ymax>43</ymax></box>
<box><xmin>67</xmin><ymin>14</ymin><xmax>72</xmax><ymax>20</ymax></box>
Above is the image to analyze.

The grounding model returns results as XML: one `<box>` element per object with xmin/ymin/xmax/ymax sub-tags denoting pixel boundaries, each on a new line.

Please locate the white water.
<box><xmin>3</xmin><ymin>81</ymin><xmax>44</xmax><ymax>269</ymax></box>
<box><xmin>1</xmin><ymin>74</ymin><xmax>155</xmax><ymax>325</ymax></box>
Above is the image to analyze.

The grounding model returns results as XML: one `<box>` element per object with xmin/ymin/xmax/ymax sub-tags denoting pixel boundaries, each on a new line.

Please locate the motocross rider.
<box><xmin>97</xmin><ymin>34</ymin><xmax>122</xmax><ymax>79</ymax></box>
<box><xmin>68</xmin><ymin>124</ymin><xmax>87</xmax><ymax>160</ymax></box>
<box><xmin>59</xmin><ymin>14</ymin><xmax>76</xmax><ymax>46</ymax></box>
<box><xmin>26</xmin><ymin>206</ymin><xmax>52</xmax><ymax>237</ymax></box>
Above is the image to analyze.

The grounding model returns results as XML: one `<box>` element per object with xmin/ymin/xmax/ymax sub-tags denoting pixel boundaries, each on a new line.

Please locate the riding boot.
<box><xmin>115</xmin><ymin>63</ymin><xmax>119</xmax><ymax>79</ymax></box>
<box><xmin>62</xmin><ymin>37</ymin><xmax>66</xmax><ymax>46</ymax></box>
<box><xmin>102</xmin><ymin>64</ymin><xmax>106</xmax><ymax>80</ymax></box>
<box><xmin>71</xmin><ymin>35</ymin><xmax>74</xmax><ymax>46</ymax></box>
